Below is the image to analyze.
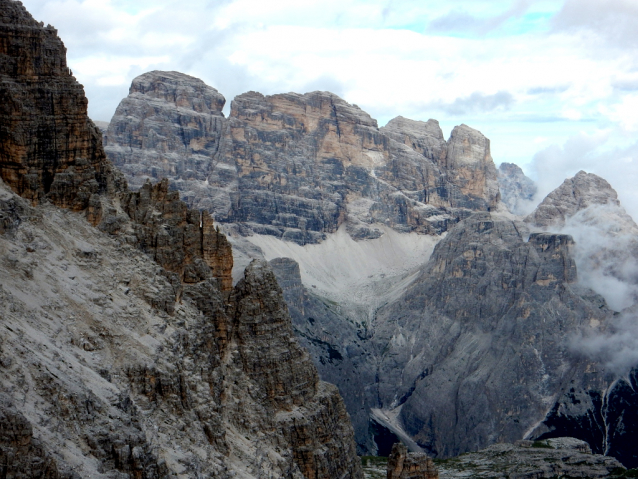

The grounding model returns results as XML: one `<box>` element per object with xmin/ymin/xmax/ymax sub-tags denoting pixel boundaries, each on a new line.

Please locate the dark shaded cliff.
<box><xmin>0</xmin><ymin>0</ymin><xmax>123</xmax><ymax>215</ymax></box>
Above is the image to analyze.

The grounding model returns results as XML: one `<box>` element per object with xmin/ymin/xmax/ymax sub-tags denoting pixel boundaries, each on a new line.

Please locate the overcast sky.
<box><xmin>19</xmin><ymin>0</ymin><xmax>638</xmax><ymax>219</ymax></box>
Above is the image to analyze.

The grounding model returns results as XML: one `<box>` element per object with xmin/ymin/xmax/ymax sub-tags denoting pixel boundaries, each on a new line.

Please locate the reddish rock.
<box><xmin>387</xmin><ymin>443</ymin><xmax>438</xmax><ymax>479</ymax></box>
<box><xmin>0</xmin><ymin>0</ymin><xmax>124</xmax><ymax>221</ymax></box>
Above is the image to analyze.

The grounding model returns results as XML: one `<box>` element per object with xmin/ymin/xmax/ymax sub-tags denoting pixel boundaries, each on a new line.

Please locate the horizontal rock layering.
<box><xmin>106</xmin><ymin>72</ymin><xmax>501</xmax><ymax>244</ymax></box>
<box><xmin>0</xmin><ymin>0</ymin><xmax>123</xmax><ymax>217</ymax></box>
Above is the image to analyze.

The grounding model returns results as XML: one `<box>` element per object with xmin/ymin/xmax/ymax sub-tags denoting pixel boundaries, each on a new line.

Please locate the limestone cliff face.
<box><xmin>106</xmin><ymin>73</ymin><xmax>501</xmax><ymax>244</ymax></box>
<box><xmin>120</xmin><ymin>178</ymin><xmax>233</xmax><ymax>291</ymax></box>
<box><xmin>0</xmin><ymin>0</ymin><xmax>123</xmax><ymax>217</ymax></box>
<box><xmin>104</xmin><ymin>71</ymin><xmax>227</xmax><ymax>212</ymax></box>
<box><xmin>0</xmin><ymin>186</ymin><xmax>363</xmax><ymax>477</ymax></box>
<box><xmin>368</xmin><ymin>213</ymin><xmax>616</xmax><ymax>458</ymax></box>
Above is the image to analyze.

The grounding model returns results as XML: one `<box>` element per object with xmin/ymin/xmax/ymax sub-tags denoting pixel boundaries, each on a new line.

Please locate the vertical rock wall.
<box><xmin>0</xmin><ymin>0</ymin><xmax>123</xmax><ymax>216</ymax></box>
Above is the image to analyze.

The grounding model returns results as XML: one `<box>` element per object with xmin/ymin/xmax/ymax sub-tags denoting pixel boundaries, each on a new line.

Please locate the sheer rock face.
<box><xmin>443</xmin><ymin>124</ymin><xmax>500</xmax><ymax>210</ymax></box>
<box><xmin>498</xmin><ymin>162</ymin><xmax>537</xmax><ymax>215</ymax></box>
<box><xmin>104</xmin><ymin>71</ymin><xmax>227</xmax><ymax>212</ymax></box>
<box><xmin>371</xmin><ymin>212</ymin><xmax>610</xmax><ymax>458</ymax></box>
<box><xmin>0</xmin><ymin>0</ymin><xmax>123</xmax><ymax>218</ymax></box>
<box><xmin>106</xmin><ymin>74</ymin><xmax>501</xmax><ymax>244</ymax></box>
<box><xmin>222</xmin><ymin>94</ymin><xmax>500</xmax><ymax>243</ymax></box>
<box><xmin>387</xmin><ymin>443</ymin><xmax>438</xmax><ymax>479</ymax></box>
<box><xmin>380</xmin><ymin>116</ymin><xmax>447</xmax><ymax>163</ymax></box>
<box><xmin>0</xmin><ymin>183</ymin><xmax>363</xmax><ymax>478</ymax></box>
<box><xmin>526</xmin><ymin>171</ymin><xmax>620</xmax><ymax>228</ymax></box>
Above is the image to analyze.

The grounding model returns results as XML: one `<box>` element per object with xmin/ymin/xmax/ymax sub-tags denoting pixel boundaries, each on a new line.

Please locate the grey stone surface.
<box><xmin>0</xmin><ymin>180</ymin><xmax>363</xmax><ymax>478</ymax></box>
<box><xmin>497</xmin><ymin>162</ymin><xmax>537</xmax><ymax>215</ymax></box>
<box><xmin>526</xmin><ymin>170</ymin><xmax>622</xmax><ymax>228</ymax></box>
<box><xmin>106</xmin><ymin>74</ymin><xmax>501</xmax><ymax>245</ymax></box>
<box><xmin>104</xmin><ymin>70</ymin><xmax>228</xmax><ymax>212</ymax></box>
<box><xmin>436</xmin><ymin>440</ymin><xmax>623</xmax><ymax>479</ymax></box>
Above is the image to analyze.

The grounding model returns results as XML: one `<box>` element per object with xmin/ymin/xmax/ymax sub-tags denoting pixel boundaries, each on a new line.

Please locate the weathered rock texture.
<box><xmin>104</xmin><ymin>71</ymin><xmax>227</xmax><ymax>211</ymax></box>
<box><xmin>0</xmin><ymin>0</ymin><xmax>123</xmax><ymax>218</ymax></box>
<box><xmin>269</xmin><ymin>257</ymin><xmax>378</xmax><ymax>455</ymax></box>
<box><xmin>0</xmin><ymin>2</ymin><xmax>364</xmax><ymax>477</ymax></box>
<box><xmin>387</xmin><ymin>443</ymin><xmax>438</xmax><ymax>479</ymax></box>
<box><xmin>526</xmin><ymin>170</ymin><xmax>621</xmax><ymax>228</ymax></box>
<box><xmin>369</xmin><ymin>213</ymin><xmax>608</xmax><ymax>457</ymax></box>
<box><xmin>120</xmin><ymin>178</ymin><xmax>233</xmax><ymax>291</ymax></box>
<box><xmin>106</xmin><ymin>74</ymin><xmax>501</xmax><ymax>244</ymax></box>
<box><xmin>102</xmin><ymin>61</ymin><xmax>638</xmax><ymax>473</ymax></box>
<box><xmin>525</xmin><ymin>170</ymin><xmax>638</xmax><ymax>312</ymax></box>
<box><xmin>497</xmin><ymin>162</ymin><xmax>537</xmax><ymax>215</ymax></box>
<box><xmin>436</xmin><ymin>438</ymin><xmax>624</xmax><ymax>479</ymax></box>
<box><xmin>0</xmin><ymin>179</ymin><xmax>363</xmax><ymax>478</ymax></box>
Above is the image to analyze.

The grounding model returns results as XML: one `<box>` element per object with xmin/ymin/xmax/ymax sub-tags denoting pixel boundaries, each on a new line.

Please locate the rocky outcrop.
<box><xmin>526</xmin><ymin>170</ymin><xmax>622</xmax><ymax>228</ymax></box>
<box><xmin>269</xmin><ymin>257</ymin><xmax>378</xmax><ymax>454</ymax></box>
<box><xmin>120</xmin><ymin>178</ymin><xmax>233</xmax><ymax>291</ymax></box>
<box><xmin>0</xmin><ymin>0</ymin><xmax>124</xmax><ymax>219</ymax></box>
<box><xmin>497</xmin><ymin>162</ymin><xmax>537</xmax><ymax>215</ymax></box>
<box><xmin>106</xmin><ymin>74</ymin><xmax>501</xmax><ymax>244</ymax></box>
<box><xmin>0</xmin><ymin>178</ymin><xmax>363</xmax><ymax>478</ymax></box>
<box><xmin>525</xmin><ymin>170</ymin><xmax>638</xmax><ymax>312</ymax></box>
<box><xmin>0</xmin><ymin>2</ymin><xmax>364</xmax><ymax>477</ymax></box>
<box><xmin>387</xmin><ymin>443</ymin><xmax>438</xmax><ymax>479</ymax></box>
<box><xmin>104</xmin><ymin>71</ymin><xmax>227</xmax><ymax>211</ymax></box>
<box><xmin>0</xmin><ymin>396</ymin><xmax>69</xmax><ymax>479</ymax></box>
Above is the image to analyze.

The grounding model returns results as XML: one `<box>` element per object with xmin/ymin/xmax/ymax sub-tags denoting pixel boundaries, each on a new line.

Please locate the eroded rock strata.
<box><xmin>387</xmin><ymin>443</ymin><xmax>438</xmax><ymax>479</ymax></box>
<box><xmin>106</xmin><ymin>73</ymin><xmax>501</xmax><ymax>244</ymax></box>
<box><xmin>0</xmin><ymin>0</ymin><xmax>123</xmax><ymax>217</ymax></box>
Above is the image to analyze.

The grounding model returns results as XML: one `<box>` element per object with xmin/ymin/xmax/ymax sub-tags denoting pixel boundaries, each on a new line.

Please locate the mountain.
<box><xmin>0</xmin><ymin>1</ymin><xmax>363</xmax><ymax>477</ymax></box>
<box><xmin>103</xmin><ymin>72</ymin><xmax>638</xmax><ymax>468</ymax></box>
<box><xmin>105</xmin><ymin>71</ymin><xmax>500</xmax><ymax>245</ymax></box>
<box><xmin>497</xmin><ymin>162</ymin><xmax>537</xmax><ymax>215</ymax></box>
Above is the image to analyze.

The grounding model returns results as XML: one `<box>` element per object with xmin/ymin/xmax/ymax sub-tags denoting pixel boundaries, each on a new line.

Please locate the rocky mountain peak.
<box><xmin>129</xmin><ymin>70</ymin><xmax>226</xmax><ymax>113</ymax></box>
<box><xmin>380</xmin><ymin>116</ymin><xmax>446</xmax><ymax>162</ymax></box>
<box><xmin>526</xmin><ymin>170</ymin><xmax>621</xmax><ymax>228</ymax></box>
<box><xmin>0</xmin><ymin>0</ymin><xmax>124</xmax><ymax>216</ymax></box>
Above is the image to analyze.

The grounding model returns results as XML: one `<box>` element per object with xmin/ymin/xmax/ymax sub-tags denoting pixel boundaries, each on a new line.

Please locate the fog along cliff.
<box><xmin>104</xmin><ymin>73</ymin><xmax>638</xmax><ymax>467</ymax></box>
<box><xmin>0</xmin><ymin>2</ymin><xmax>363</xmax><ymax>477</ymax></box>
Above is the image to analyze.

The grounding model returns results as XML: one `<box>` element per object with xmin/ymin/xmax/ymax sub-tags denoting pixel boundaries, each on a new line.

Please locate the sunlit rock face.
<box><xmin>0</xmin><ymin>0</ymin><xmax>123</xmax><ymax>217</ymax></box>
<box><xmin>104</xmin><ymin>74</ymin><xmax>638</xmax><ymax>468</ymax></box>
<box><xmin>107</xmin><ymin>74</ymin><xmax>501</xmax><ymax>245</ymax></box>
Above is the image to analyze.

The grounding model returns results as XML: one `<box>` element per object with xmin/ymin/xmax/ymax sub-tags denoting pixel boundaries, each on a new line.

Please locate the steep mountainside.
<box><xmin>0</xmin><ymin>2</ymin><xmax>363</xmax><ymax>477</ymax></box>
<box><xmin>106</xmin><ymin>72</ymin><xmax>500</xmax><ymax>245</ymax></box>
